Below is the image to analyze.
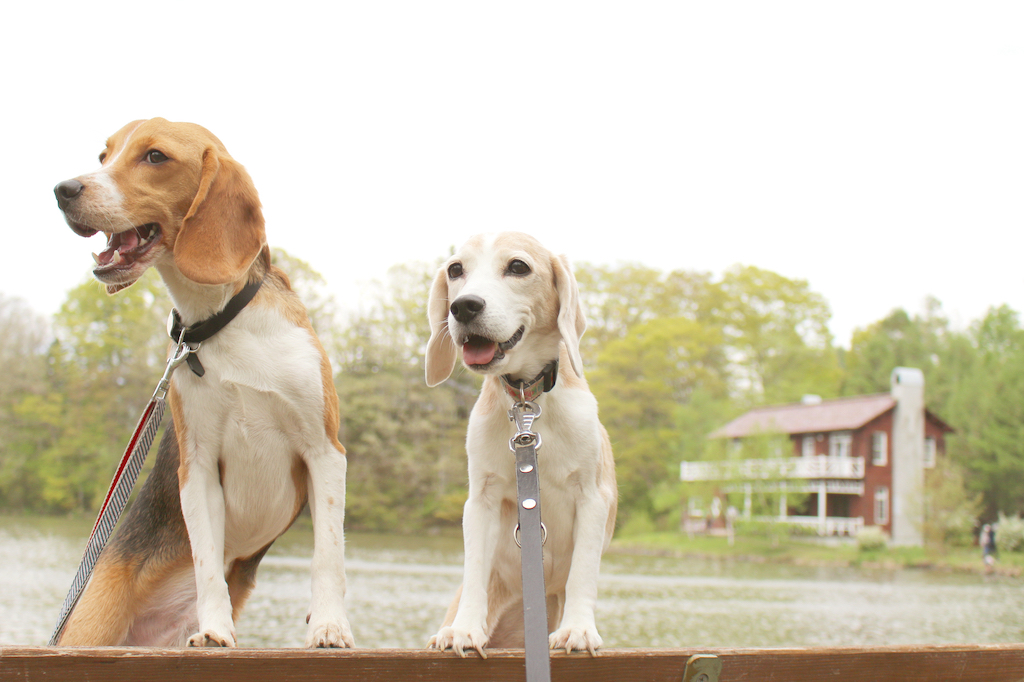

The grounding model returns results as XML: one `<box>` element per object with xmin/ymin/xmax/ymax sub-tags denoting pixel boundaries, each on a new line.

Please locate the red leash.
<box><xmin>86</xmin><ymin>399</ymin><xmax>158</xmax><ymax>541</ymax></box>
<box><xmin>48</xmin><ymin>341</ymin><xmax>191</xmax><ymax>645</ymax></box>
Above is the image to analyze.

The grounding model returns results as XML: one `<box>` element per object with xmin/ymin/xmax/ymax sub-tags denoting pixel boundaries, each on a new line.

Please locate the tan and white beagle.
<box><xmin>425</xmin><ymin>232</ymin><xmax>618</xmax><ymax>657</ymax></box>
<box><xmin>53</xmin><ymin>118</ymin><xmax>353</xmax><ymax>648</ymax></box>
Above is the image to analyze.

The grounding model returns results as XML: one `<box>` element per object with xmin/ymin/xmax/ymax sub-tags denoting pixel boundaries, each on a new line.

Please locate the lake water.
<box><xmin>3</xmin><ymin>516</ymin><xmax>1023</xmax><ymax>648</ymax></box>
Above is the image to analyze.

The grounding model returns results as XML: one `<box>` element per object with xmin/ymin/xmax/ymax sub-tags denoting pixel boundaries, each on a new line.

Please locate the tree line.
<box><xmin>1</xmin><ymin>252</ymin><xmax>1021</xmax><ymax>541</ymax></box>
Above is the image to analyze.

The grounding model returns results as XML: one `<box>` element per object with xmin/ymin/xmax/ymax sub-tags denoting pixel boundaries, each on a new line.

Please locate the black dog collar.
<box><xmin>167</xmin><ymin>277</ymin><xmax>264</xmax><ymax>377</ymax></box>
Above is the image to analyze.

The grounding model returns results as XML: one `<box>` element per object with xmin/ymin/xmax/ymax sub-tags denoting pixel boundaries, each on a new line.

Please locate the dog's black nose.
<box><xmin>450</xmin><ymin>295</ymin><xmax>486</xmax><ymax>323</ymax></box>
<box><xmin>54</xmin><ymin>179</ymin><xmax>84</xmax><ymax>209</ymax></box>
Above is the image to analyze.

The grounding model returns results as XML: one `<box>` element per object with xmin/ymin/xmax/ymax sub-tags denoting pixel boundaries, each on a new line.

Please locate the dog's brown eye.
<box><xmin>447</xmin><ymin>262</ymin><xmax>464</xmax><ymax>279</ymax></box>
<box><xmin>507</xmin><ymin>259</ymin><xmax>531</xmax><ymax>276</ymax></box>
<box><xmin>145</xmin><ymin>150</ymin><xmax>170</xmax><ymax>164</ymax></box>
<box><xmin>98</xmin><ymin>152</ymin><xmax>107</xmax><ymax>164</ymax></box>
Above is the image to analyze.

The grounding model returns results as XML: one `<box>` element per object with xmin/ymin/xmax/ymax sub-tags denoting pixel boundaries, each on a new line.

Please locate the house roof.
<box><xmin>709</xmin><ymin>394</ymin><xmax>897</xmax><ymax>439</ymax></box>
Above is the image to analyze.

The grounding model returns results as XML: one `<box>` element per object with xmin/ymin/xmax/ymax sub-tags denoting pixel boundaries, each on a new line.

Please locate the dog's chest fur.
<box><xmin>172</xmin><ymin>302</ymin><xmax>324</xmax><ymax>560</ymax></box>
<box><xmin>467</xmin><ymin>383</ymin><xmax>603</xmax><ymax>582</ymax></box>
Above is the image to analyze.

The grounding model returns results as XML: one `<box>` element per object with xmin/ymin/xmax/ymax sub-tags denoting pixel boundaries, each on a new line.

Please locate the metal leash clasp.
<box><xmin>152</xmin><ymin>335</ymin><xmax>194</xmax><ymax>402</ymax></box>
<box><xmin>508</xmin><ymin>385</ymin><xmax>543</xmax><ymax>452</ymax></box>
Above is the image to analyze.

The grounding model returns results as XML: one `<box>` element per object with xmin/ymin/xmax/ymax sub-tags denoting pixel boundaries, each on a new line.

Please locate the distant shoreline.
<box><xmin>608</xmin><ymin>531</ymin><xmax>1024</xmax><ymax>578</ymax></box>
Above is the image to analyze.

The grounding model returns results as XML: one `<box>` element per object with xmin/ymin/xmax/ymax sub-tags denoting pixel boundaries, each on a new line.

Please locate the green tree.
<box><xmin>842</xmin><ymin>298</ymin><xmax>950</xmax><ymax>399</ymax></box>
<box><xmin>946</xmin><ymin>306</ymin><xmax>1024</xmax><ymax>517</ymax></box>
<box><xmin>334</xmin><ymin>262</ymin><xmax>475</xmax><ymax>531</ymax></box>
<box><xmin>589</xmin><ymin>316</ymin><xmax>728</xmax><ymax>527</ymax></box>
<box><xmin>575</xmin><ymin>263</ymin><xmax>723</xmax><ymax>369</ymax></box>
<box><xmin>923</xmin><ymin>458</ymin><xmax>982</xmax><ymax>550</ymax></box>
<box><xmin>717</xmin><ymin>265</ymin><xmax>841</xmax><ymax>405</ymax></box>
<box><xmin>0</xmin><ymin>295</ymin><xmax>51</xmax><ymax>510</ymax></box>
<box><xmin>575</xmin><ymin>261</ymin><xmax>845</xmax><ymax>531</ymax></box>
<box><xmin>44</xmin><ymin>271</ymin><xmax>171</xmax><ymax>511</ymax></box>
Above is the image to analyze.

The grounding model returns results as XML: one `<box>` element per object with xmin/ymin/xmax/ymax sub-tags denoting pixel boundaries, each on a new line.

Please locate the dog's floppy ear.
<box><xmin>553</xmin><ymin>254</ymin><xmax>586</xmax><ymax>377</ymax></box>
<box><xmin>425</xmin><ymin>265</ymin><xmax>458</xmax><ymax>386</ymax></box>
<box><xmin>175</xmin><ymin>149</ymin><xmax>266</xmax><ymax>285</ymax></box>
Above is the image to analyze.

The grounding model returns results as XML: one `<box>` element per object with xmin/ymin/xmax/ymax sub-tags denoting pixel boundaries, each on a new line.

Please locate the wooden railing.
<box><xmin>3</xmin><ymin>645</ymin><xmax>1024</xmax><ymax>682</ymax></box>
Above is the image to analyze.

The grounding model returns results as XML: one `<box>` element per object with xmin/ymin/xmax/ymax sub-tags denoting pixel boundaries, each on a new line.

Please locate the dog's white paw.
<box><xmin>428</xmin><ymin>626</ymin><xmax>489</xmax><ymax>658</ymax></box>
<box><xmin>305</xmin><ymin>619</ymin><xmax>355</xmax><ymax>648</ymax></box>
<box><xmin>549</xmin><ymin>624</ymin><xmax>603</xmax><ymax>656</ymax></box>
<box><xmin>187</xmin><ymin>627</ymin><xmax>236</xmax><ymax>648</ymax></box>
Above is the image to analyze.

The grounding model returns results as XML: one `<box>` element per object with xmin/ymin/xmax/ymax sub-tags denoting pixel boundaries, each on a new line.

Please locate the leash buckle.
<box><xmin>152</xmin><ymin>340</ymin><xmax>192</xmax><ymax>401</ymax></box>
<box><xmin>508</xmin><ymin>400</ymin><xmax>542</xmax><ymax>453</ymax></box>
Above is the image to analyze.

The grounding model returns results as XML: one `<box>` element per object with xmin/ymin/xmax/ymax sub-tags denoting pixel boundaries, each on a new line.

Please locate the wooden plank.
<box><xmin>713</xmin><ymin>645</ymin><xmax>1024</xmax><ymax>682</ymax></box>
<box><xmin>2</xmin><ymin>645</ymin><xmax>1024</xmax><ymax>682</ymax></box>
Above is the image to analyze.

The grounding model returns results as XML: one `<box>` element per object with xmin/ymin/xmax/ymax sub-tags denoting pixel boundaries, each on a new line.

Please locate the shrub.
<box><xmin>996</xmin><ymin>513</ymin><xmax>1024</xmax><ymax>552</ymax></box>
<box><xmin>924</xmin><ymin>458</ymin><xmax>983</xmax><ymax>548</ymax></box>
<box><xmin>857</xmin><ymin>526</ymin><xmax>888</xmax><ymax>552</ymax></box>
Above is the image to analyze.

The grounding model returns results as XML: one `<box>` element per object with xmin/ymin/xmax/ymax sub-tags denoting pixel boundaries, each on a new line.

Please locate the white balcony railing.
<box><xmin>680</xmin><ymin>455</ymin><xmax>865</xmax><ymax>482</ymax></box>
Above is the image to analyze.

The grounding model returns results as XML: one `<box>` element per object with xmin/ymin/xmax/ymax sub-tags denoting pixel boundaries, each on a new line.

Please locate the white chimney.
<box><xmin>890</xmin><ymin>367</ymin><xmax>925</xmax><ymax>546</ymax></box>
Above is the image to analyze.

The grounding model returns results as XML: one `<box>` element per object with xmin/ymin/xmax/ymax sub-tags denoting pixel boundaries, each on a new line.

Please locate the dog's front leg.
<box><xmin>179</xmin><ymin>456</ymin><xmax>236</xmax><ymax>647</ymax></box>
<box><xmin>430</xmin><ymin>486</ymin><xmax>502</xmax><ymax>657</ymax></box>
<box><xmin>304</xmin><ymin>445</ymin><xmax>355</xmax><ymax>648</ymax></box>
<box><xmin>549</xmin><ymin>491</ymin><xmax>612</xmax><ymax>655</ymax></box>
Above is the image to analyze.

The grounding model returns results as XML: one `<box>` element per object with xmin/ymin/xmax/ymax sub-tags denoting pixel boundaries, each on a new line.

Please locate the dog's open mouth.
<box><xmin>92</xmin><ymin>223</ymin><xmax>162</xmax><ymax>272</ymax></box>
<box><xmin>462</xmin><ymin>326</ymin><xmax>525</xmax><ymax>368</ymax></box>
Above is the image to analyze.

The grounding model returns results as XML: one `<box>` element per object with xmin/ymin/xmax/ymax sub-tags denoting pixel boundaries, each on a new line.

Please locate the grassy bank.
<box><xmin>609</xmin><ymin>531</ymin><xmax>1024</xmax><ymax>576</ymax></box>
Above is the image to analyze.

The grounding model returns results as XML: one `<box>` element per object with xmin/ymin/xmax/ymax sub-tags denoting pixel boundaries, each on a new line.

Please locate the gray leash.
<box><xmin>509</xmin><ymin>398</ymin><xmax>551</xmax><ymax>682</ymax></box>
<box><xmin>48</xmin><ymin>340</ymin><xmax>192</xmax><ymax>645</ymax></box>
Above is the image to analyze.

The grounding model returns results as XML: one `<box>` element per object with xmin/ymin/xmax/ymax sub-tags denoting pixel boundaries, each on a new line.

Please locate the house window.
<box><xmin>874</xmin><ymin>486</ymin><xmax>890</xmax><ymax>525</ymax></box>
<box><xmin>872</xmin><ymin>431</ymin><xmax>888</xmax><ymax>466</ymax></box>
<box><xmin>924</xmin><ymin>437</ymin><xmax>936</xmax><ymax>468</ymax></box>
<box><xmin>802</xmin><ymin>436</ymin><xmax>815</xmax><ymax>458</ymax></box>
<box><xmin>829</xmin><ymin>431</ymin><xmax>852</xmax><ymax>458</ymax></box>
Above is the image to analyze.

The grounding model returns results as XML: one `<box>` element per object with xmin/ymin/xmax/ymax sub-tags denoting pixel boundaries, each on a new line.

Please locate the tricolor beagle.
<box><xmin>53</xmin><ymin>118</ymin><xmax>353</xmax><ymax>648</ymax></box>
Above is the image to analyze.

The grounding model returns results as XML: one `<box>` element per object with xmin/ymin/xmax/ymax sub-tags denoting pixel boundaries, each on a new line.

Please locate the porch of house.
<box><xmin>680</xmin><ymin>456</ymin><xmax>866</xmax><ymax>537</ymax></box>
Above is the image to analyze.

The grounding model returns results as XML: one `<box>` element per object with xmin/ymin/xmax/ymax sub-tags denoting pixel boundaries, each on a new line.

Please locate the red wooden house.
<box><xmin>680</xmin><ymin>368</ymin><xmax>952</xmax><ymax>545</ymax></box>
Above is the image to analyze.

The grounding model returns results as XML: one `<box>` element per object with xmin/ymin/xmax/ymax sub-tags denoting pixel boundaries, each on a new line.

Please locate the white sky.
<box><xmin>3</xmin><ymin>2</ymin><xmax>1022</xmax><ymax>346</ymax></box>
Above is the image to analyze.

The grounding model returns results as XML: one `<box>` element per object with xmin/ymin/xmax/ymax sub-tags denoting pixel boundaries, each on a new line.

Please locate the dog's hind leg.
<box><xmin>59</xmin><ymin>422</ymin><xmax>193</xmax><ymax>646</ymax></box>
<box><xmin>547</xmin><ymin>592</ymin><xmax>564</xmax><ymax>635</ymax></box>
<box><xmin>226</xmin><ymin>542</ymin><xmax>273</xmax><ymax>622</ymax></box>
<box><xmin>58</xmin><ymin>558</ymin><xmax>135</xmax><ymax>645</ymax></box>
<box><xmin>486</xmin><ymin>601</ymin><xmax>524</xmax><ymax>648</ymax></box>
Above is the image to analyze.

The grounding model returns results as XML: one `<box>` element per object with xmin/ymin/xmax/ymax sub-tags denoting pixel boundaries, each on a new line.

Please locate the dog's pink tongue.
<box><xmin>117</xmin><ymin>230</ymin><xmax>140</xmax><ymax>251</ymax></box>
<box><xmin>463</xmin><ymin>339</ymin><xmax>497</xmax><ymax>366</ymax></box>
<box><xmin>96</xmin><ymin>230</ymin><xmax>140</xmax><ymax>265</ymax></box>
